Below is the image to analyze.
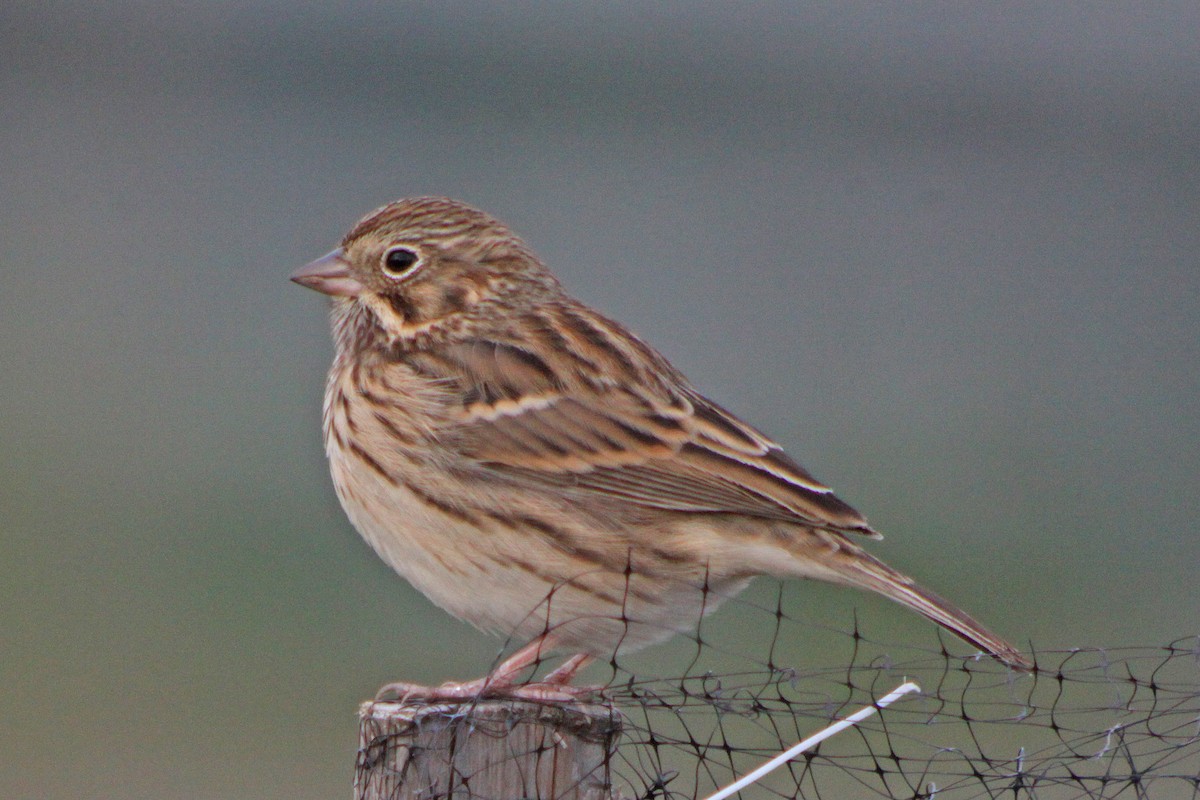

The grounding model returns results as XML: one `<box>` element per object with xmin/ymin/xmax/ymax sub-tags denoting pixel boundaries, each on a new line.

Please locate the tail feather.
<box><xmin>827</xmin><ymin>547</ymin><xmax>1032</xmax><ymax>671</ymax></box>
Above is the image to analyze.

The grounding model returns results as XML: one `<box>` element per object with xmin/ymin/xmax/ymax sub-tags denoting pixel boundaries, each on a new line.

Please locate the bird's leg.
<box><xmin>374</xmin><ymin>637</ymin><xmax>599</xmax><ymax>703</ymax></box>
<box><xmin>374</xmin><ymin>636</ymin><xmax>548</xmax><ymax>702</ymax></box>
<box><xmin>541</xmin><ymin>653</ymin><xmax>594</xmax><ymax>684</ymax></box>
<box><xmin>505</xmin><ymin>651</ymin><xmax>599</xmax><ymax>701</ymax></box>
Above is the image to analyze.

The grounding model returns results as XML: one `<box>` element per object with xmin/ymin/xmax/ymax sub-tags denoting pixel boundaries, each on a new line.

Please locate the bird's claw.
<box><xmin>373</xmin><ymin>678</ymin><xmax>600</xmax><ymax>704</ymax></box>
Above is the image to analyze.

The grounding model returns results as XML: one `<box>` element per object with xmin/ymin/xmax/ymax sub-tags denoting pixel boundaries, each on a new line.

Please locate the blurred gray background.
<box><xmin>3</xmin><ymin>2</ymin><xmax>1198</xmax><ymax>798</ymax></box>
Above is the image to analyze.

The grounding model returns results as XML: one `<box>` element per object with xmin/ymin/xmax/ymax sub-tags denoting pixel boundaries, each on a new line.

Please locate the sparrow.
<box><xmin>292</xmin><ymin>197</ymin><xmax>1032</xmax><ymax>700</ymax></box>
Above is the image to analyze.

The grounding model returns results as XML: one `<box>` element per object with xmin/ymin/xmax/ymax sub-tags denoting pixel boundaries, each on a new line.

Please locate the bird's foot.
<box><xmin>373</xmin><ymin>677</ymin><xmax>601</xmax><ymax>704</ymax></box>
<box><xmin>373</xmin><ymin>651</ymin><xmax>599</xmax><ymax>704</ymax></box>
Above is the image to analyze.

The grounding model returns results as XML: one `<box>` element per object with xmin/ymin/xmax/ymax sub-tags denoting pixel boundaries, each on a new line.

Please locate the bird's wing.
<box><xmin>409</xmin><ymin>337</ymin><xmax>878</xmax><ymax>537</ymax></box>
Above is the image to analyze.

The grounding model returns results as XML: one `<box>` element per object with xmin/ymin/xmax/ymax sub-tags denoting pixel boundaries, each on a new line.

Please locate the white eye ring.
<box><xmin>381</xmin><ymin>246</ymin><xmax>421</xmax><ymax>279</ymax></box>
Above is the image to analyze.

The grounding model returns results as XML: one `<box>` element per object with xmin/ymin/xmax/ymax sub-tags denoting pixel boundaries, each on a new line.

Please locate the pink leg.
<box><xmin>542</xmin><ymin>653</ymin><xmax>593</xmax><ymax>685</ymax></box>
<box><xmin>374</xmin><ymin>638</ymin><xmax>598</xmax><ymax>703</ymax></box>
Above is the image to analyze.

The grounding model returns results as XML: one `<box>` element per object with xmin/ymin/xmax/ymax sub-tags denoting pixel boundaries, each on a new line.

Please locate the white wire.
<box><xmin>701</xmin><ymin>680</ymin><xmax>922</xmax><ymax>800</ymax></box>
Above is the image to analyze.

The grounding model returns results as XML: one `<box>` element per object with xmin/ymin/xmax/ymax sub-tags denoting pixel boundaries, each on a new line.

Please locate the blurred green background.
<box><xmin>4</xmin><ymin>3</ymin><xmax>1198</xmax><ymax>798</ymax></box>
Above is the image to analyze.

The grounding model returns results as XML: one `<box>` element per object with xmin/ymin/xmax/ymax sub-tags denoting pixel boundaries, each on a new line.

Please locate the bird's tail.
<box><xmin>805</xmin><ymin>540</ymin><xmax>1033</xmax><ymax>671</ymax></box>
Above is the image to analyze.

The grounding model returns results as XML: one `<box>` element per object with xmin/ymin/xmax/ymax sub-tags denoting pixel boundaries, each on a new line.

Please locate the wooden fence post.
<box><xmin>356</xmin><ymin>699</ymin><xmax>623</xmax><ymax>800</ymax></box>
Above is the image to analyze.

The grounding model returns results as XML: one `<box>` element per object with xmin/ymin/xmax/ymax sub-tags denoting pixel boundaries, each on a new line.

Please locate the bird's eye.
<box><xmin>382</xmin><ymin>247</ymin><xmax>421</xmax><ymax>278</ymax></box>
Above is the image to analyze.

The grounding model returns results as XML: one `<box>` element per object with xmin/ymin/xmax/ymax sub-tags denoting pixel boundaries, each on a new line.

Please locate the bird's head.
<box><xmin>292</xmin><ymin>197</ymin><xmax>561</xmax><ymax>351</ymax></box>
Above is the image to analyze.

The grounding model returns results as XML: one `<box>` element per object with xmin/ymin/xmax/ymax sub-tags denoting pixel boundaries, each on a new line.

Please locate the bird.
<box><xmin>291</xmin><ymin>197</ymin><xmax>1032</xmax><ymax>700</ymax></box>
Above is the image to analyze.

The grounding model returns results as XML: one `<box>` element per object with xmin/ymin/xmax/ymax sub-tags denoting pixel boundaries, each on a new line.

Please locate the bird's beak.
<box><xmin>290</xmin><ymin>249</ymin><xmax>364</xmax><ymax>297</ymax></box>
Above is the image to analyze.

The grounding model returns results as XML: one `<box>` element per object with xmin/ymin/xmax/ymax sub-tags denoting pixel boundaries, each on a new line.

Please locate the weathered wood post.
<box><xmin>356</xmin><ymin>699</ymin><xmax>622</xmax><ymax>800</ymax></box>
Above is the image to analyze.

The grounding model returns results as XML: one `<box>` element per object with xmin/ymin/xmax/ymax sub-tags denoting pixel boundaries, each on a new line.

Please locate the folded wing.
<box><xmin>414</xmin><ymin>338</ymin><xmax>878</xmax><ymax>537</ymax></box>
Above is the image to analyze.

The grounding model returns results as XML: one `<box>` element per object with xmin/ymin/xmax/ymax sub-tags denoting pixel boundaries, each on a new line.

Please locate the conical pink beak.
<box><xmin>291</xmin><ymin>249</ymin><xmax>364</xmax><ymax>297</ymax></box>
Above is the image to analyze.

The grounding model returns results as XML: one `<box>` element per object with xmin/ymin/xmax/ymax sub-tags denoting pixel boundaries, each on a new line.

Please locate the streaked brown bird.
<box><xmin>292</xmin><ymin>197</ymin><xmax>1031</xmax><ymax>700</ymax></box>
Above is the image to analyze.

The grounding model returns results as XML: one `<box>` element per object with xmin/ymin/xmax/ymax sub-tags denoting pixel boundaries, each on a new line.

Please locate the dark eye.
<box><xmin>382</xmin><ymin>247</ymin><xmax>420</xmax><ymax>278</ymax></box>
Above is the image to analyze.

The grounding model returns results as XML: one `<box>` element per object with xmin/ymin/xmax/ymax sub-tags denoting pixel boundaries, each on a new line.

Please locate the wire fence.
<box><xmin>368</xmin><ymin>576</ymin><xmax>1199</xmax><ymax>800</ymax></box>
<box><xmin>480</xmin><ymin>579</ymin><xmax>1200</xmax><ymax>800</ymax></box>
<box><xmin>595</xmin><ymin>588</ymin><xmax>1199</xmax><ymax>799</ymax></box>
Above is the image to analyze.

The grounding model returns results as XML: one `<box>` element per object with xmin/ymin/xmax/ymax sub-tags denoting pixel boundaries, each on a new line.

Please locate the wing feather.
<box><xmin>424</xmin><ymin>336</ymin><xmax>878</xmax><ymax>536</ymax></box>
